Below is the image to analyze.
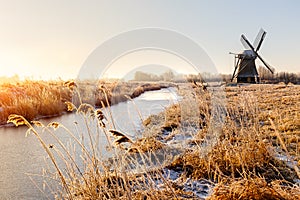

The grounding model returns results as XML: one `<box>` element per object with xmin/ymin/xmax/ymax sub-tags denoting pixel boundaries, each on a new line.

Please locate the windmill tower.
<box><xmin>230</xmin><ymin>28</ymin><xmax>274</xmax><ymax>83</ymax></box>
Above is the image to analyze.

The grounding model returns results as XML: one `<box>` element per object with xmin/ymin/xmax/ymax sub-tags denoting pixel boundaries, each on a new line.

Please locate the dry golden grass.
<box><xmin>208</xmin><ymin>178</ymin><xmax>300</xmax><ymax>200</ymax></box>
<box><xmin>72</xmin><ymin>80</ymin><xmax>172</xmax><ymax>107</ymax></box>
<box><xmin>128</xmin><ymin>136</ymin><xmax>166</xmax><ymax>153</ymax></box>
<box><xmin>143</xmin><ymin>83</ymin><xmax>300</xmax><ymax>198</ymax></box>
<box><xmin>227</xmin><ymin>84</ymin><xmax>300</xmax><ymax>159</ymax></box>
<box><xmin>0</xmin><ymin>80</ymin><xmax>71</xmax><ymax>125</ymax></box>
<box><xmin>1</xmin><ymin>80</ymin><xmax>171</xmax><ymax>126</ymax></box>
<box><xmin>6</xmin><ymin>82</ymin><xmax>300</xmax><ymax>199</ymax></box>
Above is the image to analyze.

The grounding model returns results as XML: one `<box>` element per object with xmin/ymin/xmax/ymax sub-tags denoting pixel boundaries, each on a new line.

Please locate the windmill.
<box><xmin>230</xmin><ymin>28</ymin><xmax>274</xmax><ymax>83</ymax></box>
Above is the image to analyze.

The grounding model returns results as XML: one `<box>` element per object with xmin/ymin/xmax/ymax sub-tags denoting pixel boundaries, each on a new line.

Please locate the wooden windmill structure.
<box><xmin>230</xmin><ymin>28</ymin><xmax>274</xmax><ymax>83</ymax></box>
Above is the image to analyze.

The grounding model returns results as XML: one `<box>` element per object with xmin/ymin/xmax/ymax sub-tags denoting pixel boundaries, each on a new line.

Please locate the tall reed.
<box><xmin>6</xmin><ymin>83</ymin><xmax>300</xmax><ymax>199</ymax></box>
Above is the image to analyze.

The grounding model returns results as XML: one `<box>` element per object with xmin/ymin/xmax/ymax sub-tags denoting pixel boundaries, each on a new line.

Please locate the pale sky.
<box><xmin>0</xmin><ymin>0</ymin><xmax>299</xmax><ymax>80</ymax></box>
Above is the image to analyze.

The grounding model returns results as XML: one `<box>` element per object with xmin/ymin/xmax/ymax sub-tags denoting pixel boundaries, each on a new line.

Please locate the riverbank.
<box><xmin>135</xmin><ymin>83</ymin><xmax>300</xmax><ymax>199</ymax></box>
<box><xmin>87</xmin><ymin>83</ymin><xmax>300</xmax><ymax>199</ymax></box>
<box><xmin>6</xmin><ymin>83</ymin><xmax>300</xmax><ymax>199</ymax></box>
<box><xmin>1</xmin><ymin>80</ymin><xmax>174</xmax><ymax>126</ymax></box>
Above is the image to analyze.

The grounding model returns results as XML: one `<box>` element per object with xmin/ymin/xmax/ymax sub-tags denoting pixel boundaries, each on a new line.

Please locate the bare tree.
<box><xmin>258</xmin><ymin>65</ymin><xmax>274</xmax><ymax>82</ymax></box>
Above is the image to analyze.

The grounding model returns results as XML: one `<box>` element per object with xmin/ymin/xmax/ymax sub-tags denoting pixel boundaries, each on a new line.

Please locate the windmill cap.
<box><xmin>241</xmin><ymin>50</ymin><xmax>256</xmax><ymax>58</ymax></box>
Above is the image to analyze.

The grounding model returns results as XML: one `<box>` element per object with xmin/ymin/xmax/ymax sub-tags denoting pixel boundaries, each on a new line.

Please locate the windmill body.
<box><xmin>231</xmin><ymin>29</ymin><xmax>274</xmax><ymax>83</ymax></box>
<box><xmin>236</xmin><ymin>50</ymin><xmax>258</xmax><ymax>83</ymax></box>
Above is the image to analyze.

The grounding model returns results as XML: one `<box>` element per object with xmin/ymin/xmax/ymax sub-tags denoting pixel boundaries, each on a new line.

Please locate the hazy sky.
<box><xmin>0</xmin><ymin>0</ymin><xmax>299</xmax><ymax>80</ymax></box>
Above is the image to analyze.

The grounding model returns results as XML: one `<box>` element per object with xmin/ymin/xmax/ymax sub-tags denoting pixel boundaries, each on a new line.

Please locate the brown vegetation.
<box><xmin>0</xmin><ymin>80</ymin><xmax>171</xmax><ymax>126</ymax></box>
<box><xmin>6</xmin><ymin>82</ymin><xmax>300</xmax><ymax>199</ymax></box>
<box><xmin>143</xmin><ymin>83</ymin><xmax>300</xmax><ymax>198</ymax></box>
<box><xmin>208</xmin><ymin>178</ymin><xmax>300</xmax><ymax>200</ymax></box>
<box><xmin>0</xmin><ymin>80</ymin><xmax>71</xmax><ymax>125</ymax></box>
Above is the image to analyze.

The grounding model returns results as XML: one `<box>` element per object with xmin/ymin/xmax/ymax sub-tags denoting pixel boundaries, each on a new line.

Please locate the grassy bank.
<box><xmin>1</xmin><ymin>80</ymin><xmax>172</xmax><ymax>126</ymax></box>
<box><xmin>7</xmin><ymin>83</ymin><xmax>300</xmax><ymax>199</ymax></box>
<box><xmin>143</xmin><ymin>83</ymin><xmax>300</xmax><ymax>199</ymax></box>
<box><xmin>0</xmin><ymin>80</ymin><xmax>71</xmax><ymax>125</ymax></box>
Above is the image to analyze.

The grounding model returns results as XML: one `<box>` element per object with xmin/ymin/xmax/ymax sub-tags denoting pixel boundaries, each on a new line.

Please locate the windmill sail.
<box><xmin>240</xmin><ymin>35</ymin><xmax>255</xmax><ymax>51</ymax></box>
<box><xmin>253</xmin><ymin>28</ymin><xmax>266</xmax><ymax>52</ymax></box>
<box><xmin>240</xmin><ymin>35</ymin><xmax>252</xmax><ymax>50</ymax></box>
<box><xmin>257</xmin><ymin>54</ymin><xmax>274</xmax><ymax>74</ymax></box>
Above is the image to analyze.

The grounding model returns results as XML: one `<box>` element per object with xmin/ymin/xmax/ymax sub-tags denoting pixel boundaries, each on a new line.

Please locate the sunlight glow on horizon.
<box><xmin>0</xmin><ymin>0</ymin><xmax>299</xmax><ymax>80</ymax></box>
<box><xmin>102</xmin><ymin>50</ymin><xmax>199</xmax><ymax>80</ymax></box>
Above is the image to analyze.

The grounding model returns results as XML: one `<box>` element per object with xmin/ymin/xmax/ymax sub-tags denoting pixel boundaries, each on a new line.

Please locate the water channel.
<box><xmin>0</xmin><ymin>87</ymin><xmax>180</xmax><ymax>199</ymax></box>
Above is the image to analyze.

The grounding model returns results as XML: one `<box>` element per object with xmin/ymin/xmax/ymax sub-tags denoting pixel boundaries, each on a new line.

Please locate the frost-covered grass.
<box><xmin>0</xmin><ymin>80</ymin><xmax>70</xmax><ymax>125</ymax></box>
<box><xmin>6</xmin><ymin>83</ymin><xmax>300</xmax><ymax>199</ymax></box>
<box><xmin>0</xmin><ymin>79</ymin><xmax>170</xmax><ymax>126</ymax></box>
<box><xmin>141</xmin><ymin>83</ymin><xmax>300</xmax><ymax>199</ymax></box>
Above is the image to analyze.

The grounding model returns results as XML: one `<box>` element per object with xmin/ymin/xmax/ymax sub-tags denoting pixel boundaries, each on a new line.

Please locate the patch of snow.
<box><xmin>274</xmin><ymin>147</ymin><xmax>298</xmax><ymax>169</ymax></box>
<box><xmin>275</xmin><ymin>153</ymin><xmax>298</xmax><ymax>169</ymax></box>
<box><xmin>159</xmin><ymin>169</ymin><xmax>214</xmax><ymax>199</ymax></box>
<box><xmin>273</xmin><ymin>148</ymin><xmax>300</xmax><ymax>185</ymax></box>
<box><xmin>163</xmin><ymin>168</ymin><xmax>181</xmax><ymax>181</ymax></box>
<box><xmin>183</xmin><ymin>178</ymin><xmax>214</xmax><ymax>199</ymax></box>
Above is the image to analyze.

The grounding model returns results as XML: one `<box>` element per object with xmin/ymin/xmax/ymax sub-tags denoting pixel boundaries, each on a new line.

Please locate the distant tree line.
<box><xmin>184</xmin><ymin>72</ymin><xmax>223</xmax><ymax>83</ymax></box>
<box><xmin>133</xmin><ymin>71</ymin><xmax>223</xmax><ymax>83</ymax></box>
<box><xmin>133</xmin><ymin>68</ymin><xmax>300</xmax><ymax>84</ymax></box>
<box><xmin>258</xmin><ymin>66</ymin><xmax>300</xmax><ymax>84</ymax></box>
<box><xmin>134</xmin><ymin>70</ymin><xmax>175</xmax><ymax>81</ymax></box>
